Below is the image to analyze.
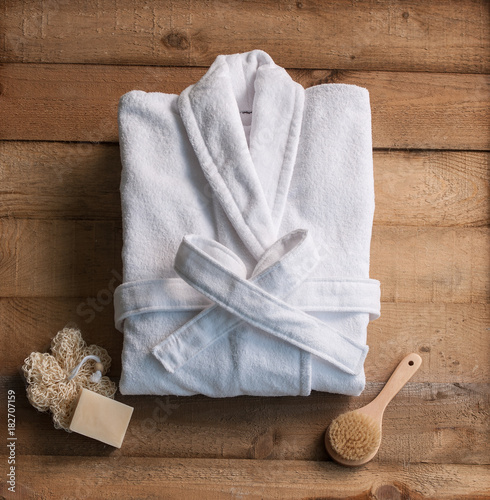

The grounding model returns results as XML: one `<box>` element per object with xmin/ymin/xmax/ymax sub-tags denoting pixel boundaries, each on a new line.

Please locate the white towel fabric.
<box><xmin>115</xmin><ymin>49</ymin><xmax>380</xmax><ymax>397</ymax></box>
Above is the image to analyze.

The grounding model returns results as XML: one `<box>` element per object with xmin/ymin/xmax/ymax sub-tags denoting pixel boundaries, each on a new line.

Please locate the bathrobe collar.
<box><xmin>178</xmin><ymin>50</ymin><xmax>305</xmax><ymax>260</ymax></box>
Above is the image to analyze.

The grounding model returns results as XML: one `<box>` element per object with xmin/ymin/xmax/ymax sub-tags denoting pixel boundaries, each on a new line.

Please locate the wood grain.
<box><xmin>0</xmin><ymin>1</ymin><xmax>488</xmax><ymax>495</ymax></box>
<box><xmin>1</xmin><ymin>0</ymin><xmax>488</xmax><ymax>73</ymax></box>
<box><xmin>374</xmin><ymin>150</ymin><xmax>490</xmax><ymax>227</ymax></box>
<box><xmin>370</xmin><ymin>226</ymin><xmax>489</xmax><ymax>304</ymax></box>
<box><xmin>1</xmin><ymin>376</ymin><xmax>488</xmax><ymax>465</ymax></box>
<box><xmin>1</xmin><ymin>300</ymin><xmax>488</xmax><ymax>385</ymax></box>
<box><xmin>368</xmin><ymin>303</ymin><xmax>489</xmax><ymax>384</ymax></box>
<box><xmin>0</xmin><ymin>219</ymin><xmax>487</xmax><ymax>301</ymax></box>
<box><xmin>1</xmin><ymin>456</ymin><xmax>489</xmax><ymax>499</ymax></box>
<box><xmin>1</xmin><ymin>142</ymin><xmax>488</xmax><ymax>226</ymax></box>
<box><xmin>0</xmin><ymin>64</ymin><xmax>488</xmax><ymax>149</ymax></box>
<box><xmin>0</xmin><ymin>219</ymin><xmax>123</xmax><ymax>297</ymax></box>
<box><xmin>0</xmin><ymin>142</ymin><xmax>123</xmax><ymax>220</ymax></box>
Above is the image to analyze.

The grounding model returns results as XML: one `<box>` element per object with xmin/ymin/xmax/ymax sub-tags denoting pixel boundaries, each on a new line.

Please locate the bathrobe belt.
<box><xmin>114</xmin><ymin>230</ymin><xmax>380</xmax><ymax>376</ymax></box>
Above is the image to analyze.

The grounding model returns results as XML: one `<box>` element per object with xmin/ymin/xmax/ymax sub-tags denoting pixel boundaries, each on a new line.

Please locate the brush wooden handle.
<box><xmin>366</xmin><ymin>353</ymin><xmax>422</xmax><ymax>416</ymax></box>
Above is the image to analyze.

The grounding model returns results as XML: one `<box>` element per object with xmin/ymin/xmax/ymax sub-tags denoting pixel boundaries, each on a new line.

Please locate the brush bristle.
<box><xmin>328</xmin><ymin>411</ymin><xmax>381</xmax><ymax>461</ymax></box>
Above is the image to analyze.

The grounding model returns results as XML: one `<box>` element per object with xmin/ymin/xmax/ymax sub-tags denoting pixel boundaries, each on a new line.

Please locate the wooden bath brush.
<box><xmin>325</xmin><ymin>352</ymin><xmax>422</xmax><ymax>466</ymax></box>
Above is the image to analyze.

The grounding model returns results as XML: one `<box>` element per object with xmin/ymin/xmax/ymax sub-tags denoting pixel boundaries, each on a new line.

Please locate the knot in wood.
<box><xmin>374</xmin><ymin>484</ymin><xmax>402</xmax><ymax>500</ymax></box>
<box><xmin>163</xmin><ymin>32</ymin><xmax>189</xmax><ymax>50</ymax></box>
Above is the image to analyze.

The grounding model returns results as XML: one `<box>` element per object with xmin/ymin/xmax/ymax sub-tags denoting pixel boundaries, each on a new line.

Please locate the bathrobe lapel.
<box><xmin>178</xmin><ymin>52</ymin><xmax>305</xmax><ymax>260</ymax></box>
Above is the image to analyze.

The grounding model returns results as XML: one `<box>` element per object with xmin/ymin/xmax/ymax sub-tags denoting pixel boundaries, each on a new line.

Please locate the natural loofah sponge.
<box><xmin>22</xmin><ymin>326</ymin><xmax>117</xmax><ymax>431</ymax></box>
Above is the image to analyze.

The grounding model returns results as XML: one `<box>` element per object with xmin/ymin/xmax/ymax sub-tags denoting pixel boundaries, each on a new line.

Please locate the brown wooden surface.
<box><xmin>1</xmin><ymin>0</ymin><xmax>489</xmax><ymax>73</ymax></box>
<box><xmin>1</xmin><ymin>143</ymin><xmax>488</xmax><ymax>226</ymax></box>
<box><xmin>2</xmin><ymin>301</ymin><xmax>489</xmax><ymax>384</ymax></box>
<box><xmin>0</xmin><ymin>0</ymin><xmax>489</xmax><ymax>498</ymax></box>
<box><xmin>1</xmin><ymin>457</ymin><xmax>489</xmax><ymax>500</ymax></box>
<box><xmin>2</xmin><ymin>375</ymin><xmax>488</xmax><ymax>465</ymax></box>
<box><xmin>0</xmin><ymin>219</ymin><xmax>487</xmax><ymax>302</ymax></box>
<box><xmin>0</xmin><ymin>64</ymin><xmax>489</xmax><ymax>149</ymax></box>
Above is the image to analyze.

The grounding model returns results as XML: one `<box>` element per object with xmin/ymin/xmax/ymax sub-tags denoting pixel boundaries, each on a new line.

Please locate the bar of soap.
<box><xmin>69</xmin><ymin>388</ymin><xmax>133</xmax><ymax>448</ymax></box>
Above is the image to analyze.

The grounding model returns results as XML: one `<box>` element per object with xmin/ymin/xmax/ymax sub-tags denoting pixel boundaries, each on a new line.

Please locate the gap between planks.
<box><xmin>1</xmin><ymin>456</ymin><xmax>489</xmax><ymax>499</ymax></box>
<box><xmin>1</xmin><ymin>301</ymin><xmax>488</xmax><ymax>384</ymax></box>
<box><xmin>1</xmin><ymin>376</ymin><xmax>488</xmax><ymax>465</ymax></box>
<box><xmin>0</xmin><ymin>220</ymin><xmax>487</xmax><ymax>302</ymax></box>
<box><xmin>0</xmin><ymin>143</ymin><xmax>488</xmax><ymax>226</ymax></box>
<box><xmin>0</xmin><ymin>64</ymin><xmax>488</xmax><ymax>149</ymax></box>
<box><xmin>2</xmin><ymin>0</ymin><xmax>489</xmax><ymax>73</ymax></box>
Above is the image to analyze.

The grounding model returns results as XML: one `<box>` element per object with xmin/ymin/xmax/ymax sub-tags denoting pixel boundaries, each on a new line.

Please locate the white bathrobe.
<box><xmin>115</xmin><ymin>49</ymin><xmax>380</xmax><ymax>397</ymax></box>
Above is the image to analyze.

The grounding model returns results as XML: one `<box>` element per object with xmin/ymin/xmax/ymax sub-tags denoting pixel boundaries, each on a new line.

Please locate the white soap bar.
<box><xmin>69</xmin><ymin>388</ymin><xmax>133</xmax><ymax>448</ymax></box>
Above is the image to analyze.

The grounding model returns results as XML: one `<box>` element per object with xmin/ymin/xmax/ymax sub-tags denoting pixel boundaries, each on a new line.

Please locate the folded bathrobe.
<box><xmin>115</xmin><ymin>49</ymin><xmax>380</xmax><ymax>397</ymax></box>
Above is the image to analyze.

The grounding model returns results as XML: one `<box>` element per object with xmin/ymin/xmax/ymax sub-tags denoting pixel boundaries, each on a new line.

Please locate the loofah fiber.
<box><xmin>328</xmin><ymin>411</ymin><xmax>381</xmax><ymax>461</ymax></box>
<box><xmin>22</xmin><ymin>326</ymin><xmax>117</xmax><ymax>431</ymax></box>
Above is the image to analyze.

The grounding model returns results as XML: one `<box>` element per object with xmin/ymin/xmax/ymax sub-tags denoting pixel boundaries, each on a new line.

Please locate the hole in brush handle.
<box><xmin>373</xmin><ymin>353</ymin><xmax>422</xmax><ymax>411</ymax></box>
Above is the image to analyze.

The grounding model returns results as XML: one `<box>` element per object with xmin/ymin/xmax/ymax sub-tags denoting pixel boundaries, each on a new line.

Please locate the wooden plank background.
<box><xmin>0</xmin><ymin>0</ymin><xmax>489</xmax><ymax>498</ymax></box>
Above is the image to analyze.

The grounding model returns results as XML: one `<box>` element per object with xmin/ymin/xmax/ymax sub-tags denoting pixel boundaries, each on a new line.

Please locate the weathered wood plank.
<box><xmin>0</xmin><ymin>219</ymin><xmax>487</xmax><ymax>301</ymax></box>
<box><xmin>0</xmin><ymin>1</ymin><xmax>487</xmax><ymax>494</ymax></box>
<box><xmin>0</xmin><ymin>219</ymin><xmax>123</xmax><ymax>297</ymax></box>
<box><xmin>1</xmin><ymin>300</ymin><xmax>488</xmax><ymax>385</ymax></box>
<box><xmin>368</xmin><ymin>303</ymin><xmax>489</xmax><ymax>384</ymax></box>
<box><xmin>374</xmin><ymin>150</ymin><xmax>490</xmax><ymax>227</ymax></box>
<box><xmin>1</xmin><ymin>455</ymin><xmax>489</xmax><ymax>499</ymax></box>
<box><xmin>0</xmin><ymin>64</ymin><xmax>488</xmax><ymax>149</ymax></box>
<box><xmin>370</xmin><ymin>226</ymin><xmax>489</xmax><ymax>304</ymax></box>
<box><xmin>1</xmin><ymin>0</ymin><xmax>488</xmax><ymax>73</ymax></box>
<box><xmin>0</xmin><ymin>142</ymin><xmax>123</xmax><ymax>220</ymax></box>
<box><xmin>1</xmin><ymin>297</ymin><xmax>124</xmax><ymax>376</ymax></box>
<box><xmin>1</xmin><ymin>376</ymin><xmax>488</xmax><ymax>465</ymax></box>
<box><xmin>1</xmin><ymin>142</ymin><xmax>488</xmax><ymax>227</ymax></box>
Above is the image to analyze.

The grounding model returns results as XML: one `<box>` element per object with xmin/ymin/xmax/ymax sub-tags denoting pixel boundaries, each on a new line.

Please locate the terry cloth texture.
<box><xmin>115</xmin><ymin>49</ymin><xmax>380</xmax><ymax>397</ymax></box>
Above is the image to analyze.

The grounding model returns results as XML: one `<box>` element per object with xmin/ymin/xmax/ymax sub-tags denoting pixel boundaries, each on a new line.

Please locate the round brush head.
<box><xmin>327</xmin><ymin>411</ymin><xmax>381</xmax><ymax>461</ymax></box>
